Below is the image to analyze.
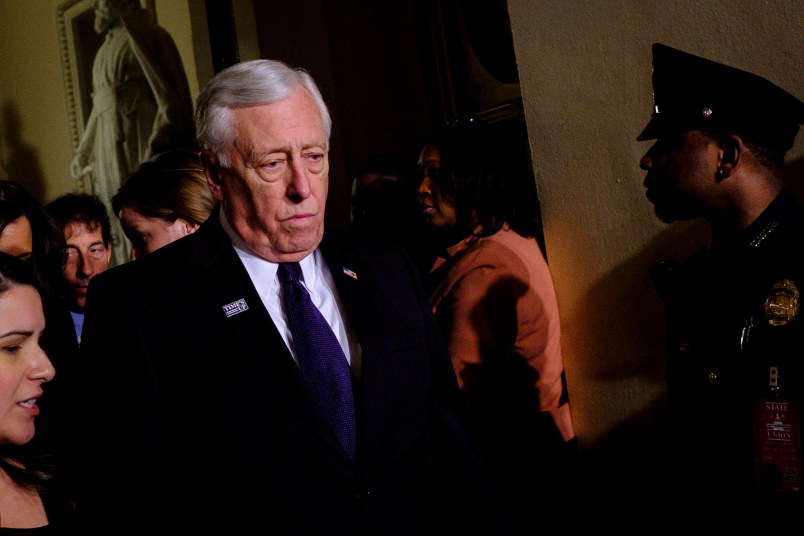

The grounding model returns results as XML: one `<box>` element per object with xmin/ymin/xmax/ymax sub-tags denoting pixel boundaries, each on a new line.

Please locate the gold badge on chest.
<box><xmin>763</xmin><ymin>278</ymin><xmax>800</xmax><ymax>326</ymax></box>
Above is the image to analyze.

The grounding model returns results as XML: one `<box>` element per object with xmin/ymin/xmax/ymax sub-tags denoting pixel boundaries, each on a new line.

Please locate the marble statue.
<box><xmin>71</xmin><ymin>0</ymin><xmax>196</xmax><ymax>266</ymax></box>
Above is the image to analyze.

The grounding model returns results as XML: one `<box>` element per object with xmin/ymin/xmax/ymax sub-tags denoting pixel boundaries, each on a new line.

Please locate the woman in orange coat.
<box><xmin>417</xmin><ymin>120</ymin><xmax>576</xmax><ymax>529</ymax></box>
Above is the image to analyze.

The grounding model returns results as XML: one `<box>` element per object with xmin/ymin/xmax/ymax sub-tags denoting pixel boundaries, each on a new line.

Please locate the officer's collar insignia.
<box><xmin>763</xmin><ymin>279</ymin><xmax>800</xmax><ymax>326</ymax></box>
<box><xmin>748</xmin><ymin>222</ymin><xmax>779</xmax><ymax>249</ymax></box>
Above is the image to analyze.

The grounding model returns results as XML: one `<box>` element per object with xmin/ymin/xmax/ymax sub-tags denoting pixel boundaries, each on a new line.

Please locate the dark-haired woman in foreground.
<box><xmin>0</xmin><ymin>252</ymin><xmax>73</xmax><ymax>531</ymax></box>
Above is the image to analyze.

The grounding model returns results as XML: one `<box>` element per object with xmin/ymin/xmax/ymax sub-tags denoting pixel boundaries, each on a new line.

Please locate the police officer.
<box><xmin>638</xmin><ymin>43</ymin><xmax>804</xmax><ymax>518</ymax></box>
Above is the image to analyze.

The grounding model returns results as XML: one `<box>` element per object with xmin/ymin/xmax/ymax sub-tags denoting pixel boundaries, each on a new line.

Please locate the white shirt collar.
<box><xmin>219</xmin><ymin>205</ymin><xmax>321</xmax><ymax>291</ymax></box>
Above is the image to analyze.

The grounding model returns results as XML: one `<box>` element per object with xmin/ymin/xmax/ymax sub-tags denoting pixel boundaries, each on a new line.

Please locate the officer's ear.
<box><xmin>715</xmin><ymin>134</ymin><xmax>743</xmax><ymax>180</ymax></box>
<box><xmin>200</xmin><ymin>151</ymin><xmax>224</xmax><ymax>201</ymax></box>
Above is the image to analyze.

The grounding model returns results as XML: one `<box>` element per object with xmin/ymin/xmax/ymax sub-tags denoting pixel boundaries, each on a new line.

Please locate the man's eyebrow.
<box><xmin>240</xmin><ymin>144</ymin><xmax>287</xmax><ymax>166</ymax></box>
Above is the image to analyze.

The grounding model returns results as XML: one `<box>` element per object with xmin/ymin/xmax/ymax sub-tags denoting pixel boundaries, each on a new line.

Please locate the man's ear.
<box><xmin>716</xmin><ymin>134</ymin><xmax>744</xmax><ymax>180</ymax></box>
<box><xmin>200</xmin><ymin>152</ymin><xmax>224</xmax><ymax>201</ymax></box>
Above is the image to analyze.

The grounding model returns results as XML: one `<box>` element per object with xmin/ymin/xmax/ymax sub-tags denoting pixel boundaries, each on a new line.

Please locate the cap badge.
<box><xmin>763</xmin><ymin>278</ymin><xmax>800</xmax><ymax>326</ymax></box>
<box><xmin>702</xmin><ymin>107</ymin><xmax>713</xmax><ymax>117</ymax></box>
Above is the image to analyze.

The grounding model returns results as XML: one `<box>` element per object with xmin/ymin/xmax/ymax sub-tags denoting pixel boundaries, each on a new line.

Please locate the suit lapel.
<box><xmin>318</xmin><ymin>233</ymin><xmax>367</xmax><ymax>341</ymax></box>
<box><xmin>189</xmin><ymin>213</ymin><xmax>353</xmax><ymax>461</ymax></box>
<box><xmin>319</xmin><ymin>232</ymin><xmax>413</xmax><ymax>467</ymax></box>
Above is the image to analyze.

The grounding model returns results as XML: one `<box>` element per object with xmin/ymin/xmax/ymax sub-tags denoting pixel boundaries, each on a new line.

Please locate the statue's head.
<box><xmin>93</xmin><ymin>0</ymin><xmax>140</xmax><ymax>34</ymax></box>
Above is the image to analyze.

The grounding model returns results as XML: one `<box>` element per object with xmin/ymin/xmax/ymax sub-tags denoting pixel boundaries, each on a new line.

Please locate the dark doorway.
<box><xmin>208</xmin><ymin>0</ymin><xmax>538</xmax><ymax>244</ymax></box>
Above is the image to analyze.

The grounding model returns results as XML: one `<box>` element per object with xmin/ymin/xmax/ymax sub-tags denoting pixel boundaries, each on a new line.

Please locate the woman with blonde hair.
<box><xmin>113</xmin><ymin>149</ymin><xmax>215</xmax><ymax>260</ymax></box>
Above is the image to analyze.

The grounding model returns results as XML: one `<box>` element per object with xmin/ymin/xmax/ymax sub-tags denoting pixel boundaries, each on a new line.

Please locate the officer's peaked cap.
<box><xmin>637</xmin><ymin>43</ymin><xmax>804</xmax><ymax>152</ymax></box>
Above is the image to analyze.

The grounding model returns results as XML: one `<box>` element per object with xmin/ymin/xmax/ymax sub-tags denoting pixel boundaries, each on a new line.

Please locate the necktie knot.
<box><xmin>278</xmin><ymin>262</ymin><xmax>302</xmax><ymax>285</ymax></box>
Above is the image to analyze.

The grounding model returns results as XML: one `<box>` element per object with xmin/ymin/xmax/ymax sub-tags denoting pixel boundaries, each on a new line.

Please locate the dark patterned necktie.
<box><xmin>278</xmin><ymin>262</ymin><xmax>356</xmax><ymax>461</ymax></box>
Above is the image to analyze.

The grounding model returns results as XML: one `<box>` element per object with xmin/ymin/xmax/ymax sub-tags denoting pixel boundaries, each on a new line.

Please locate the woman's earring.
<box><xmin>717</xmin><ymin>168</ymin><xmax>727</xmax><ymax>178</ymax></box>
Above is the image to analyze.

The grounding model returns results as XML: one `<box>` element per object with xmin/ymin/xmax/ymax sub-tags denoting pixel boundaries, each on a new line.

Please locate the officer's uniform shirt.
<box><xmin>662</xmin><ymin>189</ymin><xmax>804</xmax><ymax>505</ymax></box>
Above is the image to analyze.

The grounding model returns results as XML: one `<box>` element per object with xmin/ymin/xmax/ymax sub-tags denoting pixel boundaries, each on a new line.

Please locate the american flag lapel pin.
<box><xmin>342</xmin><ymin>266</ymin><xmax>358</xmax><ymax>280</ymax></box>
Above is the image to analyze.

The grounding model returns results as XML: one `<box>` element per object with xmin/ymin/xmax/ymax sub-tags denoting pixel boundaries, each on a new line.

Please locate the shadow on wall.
<box><xmin>1</xmin><ymin>101</ymin><xmax>46</xmax><ymax>201</ymax></box>
<box><xmin>569</xmin><ymin>217</ymin><xmax>709</xmax><ymax>497</ymax></box>
<box><xmin>576</xmin><ymin>219</ymin><xmax>709</xmax><ymax>381</ymax></box>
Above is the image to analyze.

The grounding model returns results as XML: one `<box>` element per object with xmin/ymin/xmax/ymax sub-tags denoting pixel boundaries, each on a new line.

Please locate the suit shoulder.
<box><xmin>92</xmin><ymin>235</ymin><xmax>196</xmax><ymax>291</ymax></box>
<box><xmin>324</xmin><ymin>227</ymin><xmax>411</xmax><ymax>261</ymax></box>
<box><xmin>459</xmin><ymin>230</ymin><xmax>542</xmax><ymax>272</ymax></box>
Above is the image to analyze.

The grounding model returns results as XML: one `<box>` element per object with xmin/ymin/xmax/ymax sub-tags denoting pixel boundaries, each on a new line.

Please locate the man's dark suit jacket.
<box><xmin>73</xmin><ymin>206</ymin><xmax>506</xmax><ymax>533</ymax></box>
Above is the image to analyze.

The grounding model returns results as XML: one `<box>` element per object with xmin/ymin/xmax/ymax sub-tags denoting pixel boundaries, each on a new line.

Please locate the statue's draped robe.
<box><xmin>74</xmin><ymin>8</ymin><xmax>196</xmax><ymax>266</ymax></box>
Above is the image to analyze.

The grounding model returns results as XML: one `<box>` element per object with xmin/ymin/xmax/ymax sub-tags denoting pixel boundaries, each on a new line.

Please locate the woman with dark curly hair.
<box><xmin>417</xmin><ymin>119</ymin><xmax>577</xmax><ymax>529</ymax></box>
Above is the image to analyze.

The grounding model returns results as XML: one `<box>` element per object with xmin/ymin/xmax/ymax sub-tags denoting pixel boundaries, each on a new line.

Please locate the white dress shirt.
<box><xmin>70</xmin><ymin>310</ymin><xmax>84</xmax><ymax>345</ymax></box>
<box><xmin>220</xmin><ymin>209</ymin><xmax>361</xmax><ymax>372</ymax></box>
